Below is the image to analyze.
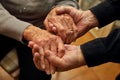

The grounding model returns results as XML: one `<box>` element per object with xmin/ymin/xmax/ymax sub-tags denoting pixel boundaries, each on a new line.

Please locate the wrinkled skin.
<box><xmin>44</xmin><ymin>7</ymin><xmax>78</xmax><ymax>44</ymax></box>
<box><xmin>56</xmin><ymin>6</ymin><xmax>99</xmax><ymax>37</ymax></box>
<box><xmin>24</xmin><ymin>25</ymin><xmax>65</xmax><ymax>74</ymax></box>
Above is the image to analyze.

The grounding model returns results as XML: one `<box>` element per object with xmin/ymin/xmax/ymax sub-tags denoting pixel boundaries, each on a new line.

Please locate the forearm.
<box><xmin>90</xmin><ymin>0</ymin><xmax>120</xmax><ymax>28</ymax></box>
<box><xmin>81</xmin><ymin>28</ymin><xmax>120</xmax><ymax>67</ymax></box>
<box><xmin>0</xmin><ymin>3</ymin><xmax>31</xmax><ymax>42</ymax></box>
<box><xmin>23</xmin><ymin>25</ymin><xmax>43</xmax><ymax>41</ymax></box>
<box><xmin>54</xmin><ymin>0</ymin><xmax>79</xmax><ymax>9</ymax></box>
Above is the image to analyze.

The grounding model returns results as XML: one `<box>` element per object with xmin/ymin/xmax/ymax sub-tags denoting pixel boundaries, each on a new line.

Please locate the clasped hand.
<box><xmin>27</xmin><ymin>6</ymin><xmax>79</xmax><ymax>74</ymax></box>
<box><xmin>28</xmin><ymin>6</ymin><xmax>98</xmax><ymax>74</ymax></box>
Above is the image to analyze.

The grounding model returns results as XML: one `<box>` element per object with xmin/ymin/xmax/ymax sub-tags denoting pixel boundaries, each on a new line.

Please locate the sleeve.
<box><xmin>54</xmin><ymin>0</ymin><xmax>79</xmax><ymax>9</ymax></box>
<box><xmin>0</xmin><ymin>3</ymin><xmax>31</xmax><ymax>42</ymax></box>
<box><xmin>89</xmin><ymin>0</ymin><xmax>120</xmax><ymax>28</ymax></box>
<box><xmin>81</xmin><ymin>28</ymin><xmax>120</xmax><ymax>67</ymax></box>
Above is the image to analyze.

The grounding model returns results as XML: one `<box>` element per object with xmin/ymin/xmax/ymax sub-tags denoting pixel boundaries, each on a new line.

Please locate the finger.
<box><xmin>64</xmin><ymin>14</ymin><xmax>73</xmax><ymax>30</ymax></box>
<box><xmin>57</xmin><ymin>15</ymin><xmax>68</xmax><ymax>42</ymax></box>
<box><xmin>43</xmin><ymin>41</ymin><xmax>51</xmax><ymax>73</ymax></box>
<box><xmin>45</xmin><ymin>50</ymin><xmax>64</xmax><ymax>66</ymax></box>
<box><xmin>47</xmin><ymin>17</ymin><xmax>58</xmax><ymax>30</ymax></box>
<box><xmin>56</xmin><ymin>38</ymin><xmax>65</xmax><ymax>58</ymax></box>
<box><xmin>48</xmin><ymin>17</ymin><xmax>66</xmax><ymax>41</ymax></box>
<box><xmin>50</xmin><ymin>41</ymin><xmax>57</xmax><ymax>74</ymax></box>
<box><xmin>48</xmin><ymin>21</ymin><xmax>57</xmax><ymax>34</ymax></box>
<box><xmin>44</xmin><ymin>58</ymin><xmax>50</xmax><ymax>75</ymax></box>
<box><xmin>50</xmin><ymin>63</ymin><xmax>56</xmax><ymax>74</ymax></box>
<box><xmin>66</xmin><ymin>31</ymin><xmax>74</xmax><ymax>44</ymax></box>
<box><xmin>44</xmin><ymin>16</ymin><xmax>57</xmax><ymax>33</ymax></box>
<box><xmin>62</xmin><ymin>14</ymin><xmax>73</xmax><ymax>43</ymax></box>
<box><xmin>58</xmin><ymin>15</ymin><xmax>69</xmax><ymax>42</ymax></box>
<box><xmin>28</xmin><ymin>41</ymin><xmax>35</xmax><ymax>48</ymax></box>
<box><xmin>68</xmin><ymin>16</ymin><xmax>78</xmax><ymax>38</ymax></box>
<box><xmin>57</xmin><ymin>28</ymin><xmax>66</xmax><ymax>42</ymax></box>
<box><xmin>39</xmin><ymin>46</ymin><xmax>45</xmax><ymax>69</ymax></box>
<box><xmin>32</xmin><ymin>44</ymin><xmax>39</xmax><ymax>56</ymax></box>
<box><xmin>50</xmin><ymin>40</ymin><xmax>57</xmax><ymax>54</ymax></box>
<box><xmin>65</xmin><ymin>15</ymin><xmax>78</xmax><ymax>43</ymax></box>
<box><xmin>33</xmin><ymin>52</ymin><xmax>43</xmax><ymax>71</ymax></box>
<box><xmin>56</xmin><ymin>6</ymin><xmax>73</xmax><ymax>15</ymax></box>
<box><xmin>71</xmin><ymin>23</ymin><xmax>78</xmax><ymax>40</ymax></box>
<box><xmin>52</xmin><ymin>26</ymin><xmax>57</xmax><ymax>33</ymax></box>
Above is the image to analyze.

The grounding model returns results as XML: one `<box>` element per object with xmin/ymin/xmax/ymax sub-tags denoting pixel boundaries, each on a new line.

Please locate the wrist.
<box><xmin>77</xmin><ymin>46</ymin><xmax>86</xmax><ymax>66</ymax></box>
<box><xmin>77</xmin><ymin>10</ymin><xmax>99</xmax><ymax>37</ymax></box>
<box><xmin>23</xmin><ymin>25</ymin><xmax>42</xmax><ymax>41</ymax></box>
<box><xmin>87</xmin><ymin>10</ymin><xmax>99</xmax><ymax>28</ymax></box>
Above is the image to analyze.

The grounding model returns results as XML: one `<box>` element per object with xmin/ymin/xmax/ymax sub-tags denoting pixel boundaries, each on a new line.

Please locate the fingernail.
<box><xmin>46</xmin><ymin>71</ymin><xmax>50</xmax><ymax>75</ymax></box>
<box><xmin>41</xmin><ymin>64</ymin><xmax>45</xmax><ymax>69</ymax></box>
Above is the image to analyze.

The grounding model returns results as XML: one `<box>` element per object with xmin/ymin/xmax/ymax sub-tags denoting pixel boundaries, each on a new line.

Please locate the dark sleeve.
<box><xmin>89</xmin><ymin>0</ymin><xmax>120</xmax><ymax>28</ymax></box>
<box><xmin>81</xmin><ymin>29</ymin><xmax>120</xmax><ymax>67</ymax></box>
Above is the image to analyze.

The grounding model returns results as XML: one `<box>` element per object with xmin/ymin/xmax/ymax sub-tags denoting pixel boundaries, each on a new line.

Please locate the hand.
<box><xmin>28</xmin><ymin>41</ymin><xmax>57</xmax><ymax>74</ymax></box>
<box><xmin>56</xmin><ymin>6</ymin><xmax>99</xmax><ymax>37</ymax></box>
<box><xmin>23</xmin><ymin>25</ymin><xmax>65</xmax><ymax>57</ymax></box>
<box><xmin>23</xmin><ymin>25</ymin><xmax>65</xmax><ymax>74</ymax></box>
<box><xmin>44</xmin><ymin>7</ymin><xmax>78</xmax><ymax>44</ymax></box>
<box><xmin>45</xmin><ymin>45</ymin><xmax>86</xmax><ymax>72</ymax></box>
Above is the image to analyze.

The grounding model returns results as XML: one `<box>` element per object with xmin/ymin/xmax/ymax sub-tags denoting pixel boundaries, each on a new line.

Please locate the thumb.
<box><xmin>56</xmin><ymin>6</ymin><xmax>72</xmax><ymax>15</ymax></box>
<box><xmin>45</xmin><ymin>50</ymin><xmax>63</xmax><ymax>67</ymax></box>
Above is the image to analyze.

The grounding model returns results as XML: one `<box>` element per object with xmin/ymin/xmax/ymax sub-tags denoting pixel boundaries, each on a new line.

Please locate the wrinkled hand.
<box><xmin>23</xmin><ymin>25</ymin><xmax>65</xmax><ymax>74</ymax></box>
<box><xmin>56</xmin><ymin>6</ymin><xmax>99</xmax><ymax>37</ymax></box>
<box><xmin>44</xmin><ymin>45</ymin><xmax>86</xmax><ymax>72</ymax></box>
<box><xmin>44</xmin><ymin>7</ymin><xmax>78</xmax><ymax>44</ymax></box>
<box><xmin>28</xmin><ymin>41</ymin><xmax>56</xmax><ymax>74</ymax></box>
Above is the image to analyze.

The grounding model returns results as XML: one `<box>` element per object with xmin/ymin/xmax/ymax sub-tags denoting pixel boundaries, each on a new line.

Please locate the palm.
<box><xmin>56</xmin><ymin>45</ymin><xmax>81</xmax><ymax>71</ymax></box>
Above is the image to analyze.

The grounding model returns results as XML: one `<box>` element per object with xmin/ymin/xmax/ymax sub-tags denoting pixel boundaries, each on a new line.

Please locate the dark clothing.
<box><xmin>16</xmin><ymin>43</ymin><xmax>51</xmax><ymax>80</ymax></box>
<box><xmin>81</xmin><ymin>0</ymin><xmax>120</xmax><ymax>67</ymax></box>
<box><xmin>90</xmin><ymin>0</ymin><xmax>120</xmax><ymax>27</ymax></box>
<box><xmin>0</xmin><ymin>35</ymin><xmax>16</xmax><ymax>61</ymax></box>
<box><xmin>116</xmin><ymin>74</ymin><xmax>120</xmax><ymax>80</ymax></box>
<box><xmin>81</xmin><ymin>29</ymin><xmax>120</xmax><ymax>67</ymax></box>
<box><xmin>0</xmin><ymin>36</ymin><xmax>51</xmax><ymax>80</ymax></box>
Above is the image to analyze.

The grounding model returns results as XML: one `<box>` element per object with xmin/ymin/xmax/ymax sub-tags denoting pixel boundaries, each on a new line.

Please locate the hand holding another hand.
<box><xmin>29</xmin><ymin>43</ymin><xmax>86</xmax><ymax>72</ymax></box>
<box><xmin>23</xmin><ymin>25</ymin><xmax>65</xmax><ymax>74</ymax></box>
<box><xmin>26</xmin><ymin>5</ymin><xmax>99</xmax><ymax>74</ymax></box>
<box><xmin>56</xmin><ymin>6</ymin><xmax>99</xmax><ymax>37</ymax></box>
<box><xmin>44</xmin><ymin>7</ymin><xmax>78</xmax><ymax>44</ymax></box>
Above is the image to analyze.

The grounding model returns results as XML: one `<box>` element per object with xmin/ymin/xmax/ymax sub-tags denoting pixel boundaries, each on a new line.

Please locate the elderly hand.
<box><xmin>44</xmin><ymin>44</ymin><xmax>86</xmax><ymax>72</ymax></box>
<box><xmin>44</xmin><ymin>7</ymin><xmax>78</xmax><ymax>44</ymax></box>
<box><xmin>56</xmin><ymin>6</ymin><xmax>99</xmax><ymax>37</ymax></box>
<box><xmin>23</xmin><ymin>25</ymin><xmax>65</xmax><ymax>74</ymax></box>
<box><xmin>28</xmin><ymin>41</ymin><xmax>52</xmax><ymax>74</ymax></box>
<box><xmin>29</xmin><ymin>42</ymin><xmax>86</xmax><ymax>73</ymax></box>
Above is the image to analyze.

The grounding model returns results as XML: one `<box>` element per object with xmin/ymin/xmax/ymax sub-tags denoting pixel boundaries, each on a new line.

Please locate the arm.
<box><xmin>37</xmin><ymin>0</ymin><xmax>120</xmax><ymax>72</ymax></box>
<box><xmin>0</xmin><ymin>3</ymin><xmax>31</xmax><ymax>42</ymax></box>
<box><xmin>81</xmin><ymin>28</ymin><xmax>120</xmax><ymax>67</ymax></box>
<box><xmin>43</xmin><ymin>29</ymin><xmax>120</xmax><ymax>72</ymax></box>
<box><xmin>55</xmin><ymin>0</ymin><xmax>120</xmax><ymax>37</ymax></box>
<box><xmin>90</xmin><ymin>0</ymin><xmax>120</xmax><ymax>27</ymax></box>
<box><xmin>27</xmin><ymin>0</ymin><xmax>79</xmax><ymax>73</ymax></box>
<box><xmin>0</xmin><ymin>3</ymin><xmax>65</xmax><ymax>74</ymax></box>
